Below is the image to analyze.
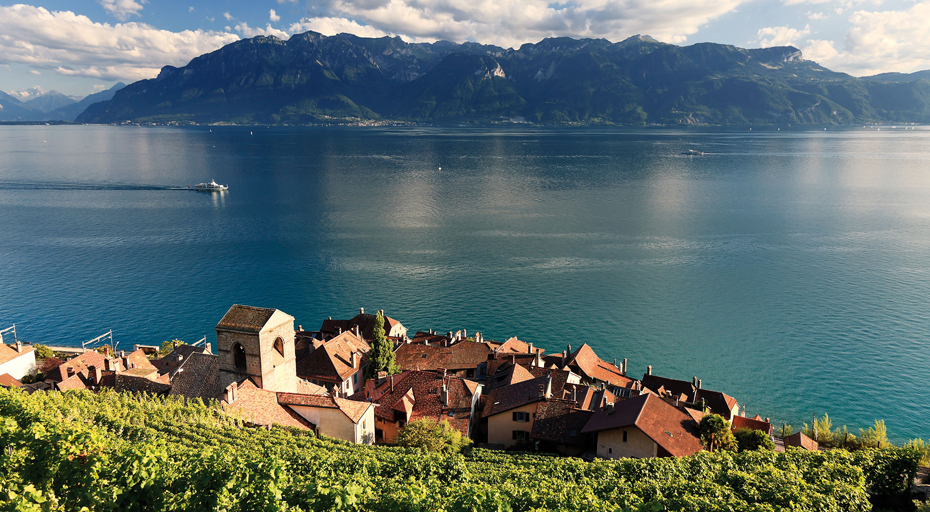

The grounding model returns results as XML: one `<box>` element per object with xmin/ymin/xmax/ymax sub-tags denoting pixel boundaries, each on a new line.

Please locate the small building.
<box><xmin>641</xmin><ymin>371</ymin><xmax>739</xmax><ymax>421</ymax></box>
<box><xmin>277</xmin><ymin>392</ymin><xmax>375</xmax><ymax>444</ymax></box>
<box><xmin>731</xmin><ymin>415</ymin><xmax>773</xmax><ymax>435</ymax></box>
<box><xmin>0</xmin><ymin>341</ymin><xmax>36</xmax><ymax>381</ymax></box>
<box><xmin>0</xmin><ymin>373</ymin><xmax>23</xmax><ymax>388</ymax></box>
<box><xmin>296</xmin><ymin>331</ymin><xmax>369</xmax><ymax>396</ymax></box>
<box><xmin>581</xmin><ymin>393</ymin><xmax>703</xmax><ymax>459</ymax></box>
<box><xmin>353</xmin><ymin>370</ymin><xmax>483</xmax><ymax>444</ymax></box>
<box><xmin>530</xmin><ymin>399</ymin><xmax>594</xmax><ymax>456</ymax></box>
<box><xmin>483</xmin><ymin>375</ymin><xmax>553</xmax><ymax>448</ymax></box>
<box><xmin>784</xmin><ymin>432</ymin><xmax>819</xmax><ymax>451</ymax></box>
<box><xmin>394</xmin><ymin>340</ymin><xmax>491</xmax><ymax>379</ymax></box>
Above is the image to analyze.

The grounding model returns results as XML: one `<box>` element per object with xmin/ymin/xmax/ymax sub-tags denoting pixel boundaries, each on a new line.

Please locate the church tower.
<box><xmin>215</xmin><ymin>304</ymin><xmax>298</xmax><ymax>392</ymax></box>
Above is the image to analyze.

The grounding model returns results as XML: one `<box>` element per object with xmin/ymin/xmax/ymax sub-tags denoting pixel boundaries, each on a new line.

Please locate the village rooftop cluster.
<box><xmin>0</xmin><ymin>305</ymin><xmax>820</xmax><ymax>458</ymax></box>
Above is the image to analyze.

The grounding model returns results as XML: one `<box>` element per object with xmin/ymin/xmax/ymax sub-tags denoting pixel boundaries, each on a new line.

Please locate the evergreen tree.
<box><xmin>365</xmin><ymin>311</ymin><xmax>397</xmax><ymax>378</ymax></box>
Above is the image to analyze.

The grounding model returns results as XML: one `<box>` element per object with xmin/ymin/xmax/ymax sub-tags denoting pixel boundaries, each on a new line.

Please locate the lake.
<box><xmin>1</xmin><ymin>124</ymin><xmax>929</xmax><ymax>441</ymax></box>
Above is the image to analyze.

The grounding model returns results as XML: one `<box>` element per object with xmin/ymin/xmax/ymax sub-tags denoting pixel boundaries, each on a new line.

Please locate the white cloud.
<box><xmin>223</xmin><ymin>12</ymin><xmax>233</xmax><ymax>21</ymax></box>
<box><xmin>188</xmin><ymin>6</ymin><xmax>194</xmax><ymax>12</ymax></box>
<box><xmin>277</xmin><ymin>0</ymin><xmax>298</xmax><ymax>3</ymax></box>
<box><xmin>0</xmin><ymin>5</ymin><xmax>240</xmax><ymax>82</ymax></box>
<box><xmin>288</xmin><ymin>17</ymin><xmax>392</xmax><ymax>39</ymax></box>
<box><xmin>807</xmin><ymin>11</ymin><xmax>827</xmax><ymax>19</ymax></box>
<box><xmin>235</xmin><ymin>22</ymin><xmax>289</xmax><ymax>39</ymax></box>
<box><xmin>757</xmin><ymin>24</ymin><xmax>811</xmax><ymax>47</ymax></box>
<box><xmin>307</xmin><ymin>0</ymin><xmax>752</xmax><ymax>48</ymax></box>
<box><xmin>30</xmin><ymin>69</ymin><xmax>41</xmax><ymax>75</ymax></box>
<box><xmin>802</xmin><ymin>2</ymin><xmax>930</xmax><ymax>75</ymax></box>
<box><xmin>93</xmin><ymin>84</ymin><xmax>107</xmax><ymax>91</ymax></box>
<box><xmin>98</xmin><ymin>0</ymin><xmax>146</xmax><ymax>21</ymax></box>
<box><xmin>269</xmin><ymin>9</ymin><xmax>280</xmax><ymax>22</ymax></box>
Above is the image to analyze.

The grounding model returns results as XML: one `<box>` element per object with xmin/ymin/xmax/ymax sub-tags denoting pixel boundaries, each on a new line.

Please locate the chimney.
<box><xmin>606</xmin><ymin>402</ymin><xmax>615</xmax><ymax>414</ymax></box>
<box><xmin>336</xmin><ymin>327</ymin><xmax>342</xmax><ymax>334</ymax></box>
<box><xmin>298</xmin><ymin>325</ymin><xmax>303</xmax><ymax>331</ymax></box>
<box><xmin>360</xmin><ymin>307</ymin><xmax>364</xmax><ymax>314</ymax></box>
<box><xmin>567</xmin><ymin>344</ymin><xmax>572</xmax><ymax>355</ymax></box>
<box><xmin>692</xmin><ymin>377</ymin><xmax>697</xmax><ymax>387</ymax></box>
<box><xmin>15</xmin><ymin>340</ymin><xmax>23</xmax><ymax>353</ymax></box>
<box><xmin>67</xmin><ymin>367</ymin><xmax>75</xmax><ymax>377</ymax></box>
<box><xmin>697</xmin><ymin>379</ymin><xmax>702</xmax><ymax>389</ymax></box>
<box><xmin>511</xmin><ymin>355</ymin><xmax>516</xmax><ymax>365</ymax></box>
<box><xmin>535</xmin><ymin>351</ymin><xmax>542</xmax><ymax>368</ymax></box>
<box><xmin>205</xmin><ymin>343</ymin><xmax>212</xmax><ymax>354</ymax></box>
<box><xmin>613</xmin><ymin>358</ymin><xmax>618</xmax><ymax>368</ymax></box>
<box><xmin>379</xmin><ymin>310</ymin><xmax>383</xmax><ymax>316</ymax></box>
<box><xmin>622</xmin><ymin>358</ymin><xmax>627</xmax><ymax>374</ymax></box>
<box><xmin>463</xmin><ymin>329</ymin><xmax>467</xmax><ymax>339</ymax></box>
<box><xmin>561</xmin><ymin>350</ymin><xmax>567</xmax><ymax>366</ymax></box>
<box><xmin>647</xmin><ymin>365</ymin><xmax>652</xmax><ymax>376</ymax></box>
<box><xmin>440</xmin><ymin>384</ymin><xmax>448</xmax><ymax>406</ymax></box>
<box><xmin>351</xmin><ymin>351</ymin><xmax>358</xmax><ymax>368</ymax></box>
<box><xmin>573</xmin><ymin>387</ymin><xmax>577</xmax><ymax>403</ymax></box>
<box><xmin>528</xmin><ymin>342</ymin><xmax>533</xmax><ymax>353</ymax></box>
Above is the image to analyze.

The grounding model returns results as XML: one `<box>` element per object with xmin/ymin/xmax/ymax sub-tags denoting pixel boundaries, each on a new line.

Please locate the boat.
<box><xmin>189</xmin><ymin>179</ymin><xmax>228</xmax><ymax>191</ymax></box>
<box><xmin>682</xmin><ymin>149</ymin><xmax>705</xmax><ymax>156</ymax></box>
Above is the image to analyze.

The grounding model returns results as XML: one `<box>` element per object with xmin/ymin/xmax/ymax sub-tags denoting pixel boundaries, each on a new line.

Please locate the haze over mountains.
<box><xmin>0</xmin><ymin>83</ymin><xmax>125</xmax><ymax>122</ymax></box>
<box><xmin>5</xmin><ymin>32</ymin><xmax>930</xmax><ymax>125</ymax></box>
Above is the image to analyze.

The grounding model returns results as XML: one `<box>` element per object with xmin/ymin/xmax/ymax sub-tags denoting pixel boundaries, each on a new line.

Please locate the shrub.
<box><xmin>32</xmin><ymin>344</ymin><xmax>54</xmax><ymax>360</ymax></box>
<box><xmin>395</xmin><ymin>419</ymin><xmax>471</xmax><ymax>453</ymax></box>
<box><xmin>734</xmin><ymin>427</ymin><xmax>775</xmax><ymax>452</ymax></box>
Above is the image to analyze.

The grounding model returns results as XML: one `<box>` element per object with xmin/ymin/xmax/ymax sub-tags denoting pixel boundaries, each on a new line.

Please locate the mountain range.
<box><xmin>14</xmin><ymin>32</ymin><xmax>930</xmax><ymax>125</ymax></box>
<box><xmin>0</xmin><ymin>83</ymin><xmax>125</xmax><ymax>122</ymax></box>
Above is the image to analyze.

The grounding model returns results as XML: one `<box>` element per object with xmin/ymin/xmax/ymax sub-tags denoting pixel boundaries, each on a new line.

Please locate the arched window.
<box><xmin>233</xmin><ymin>343</ymin><xmax>247</xmax><ymax>370</ymax></box>
<box><xmin>274</xmin><ymin>337</ymin><xmax>285</xmax><ymax>357</ymax></box>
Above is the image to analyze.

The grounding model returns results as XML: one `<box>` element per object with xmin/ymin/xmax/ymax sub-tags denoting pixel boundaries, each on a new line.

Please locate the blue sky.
<box><xmin>1</xmin><ymin>0</ymin><xmax>929</xmax><ymax>98</ymax></box>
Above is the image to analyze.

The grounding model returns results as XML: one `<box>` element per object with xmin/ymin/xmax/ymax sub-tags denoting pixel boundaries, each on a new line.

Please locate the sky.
<box><xmin>1</xmin><ymin>0</ymin><xmax>929</xmax><ymax>98</ymax></box>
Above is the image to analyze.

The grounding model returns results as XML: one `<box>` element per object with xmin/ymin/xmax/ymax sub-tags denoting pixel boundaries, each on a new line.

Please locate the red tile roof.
<box><xmin>566</xmin><ymin>344</ymin><xmax>632</xmax><ymax>387</ymax></box>
<box><xmin>0</xmin><ymin>343</ymin><xmax>33</xmax><ymax>366</ymax></box>
<box><xmin>226</xmin><ymin>380</ymin><xmax>311</xmax><ymax>429</ymax></box>
<box><xmin>296</xmin><ymin>331</ymin><xmax>369</xmax><ymax>382</ymax></box>
<box><xmin>784</xmin><ymin>432</ymin><xmax>818</xmax><ymax>451</ymax></box>
<box><xmin>484</xmin><ymin>375</ymin><xmax>552</xmax><ymax>418</ymax></box>
<box><xmin>46</xmin><ymin>351</ymin><xmax>107</xmax><ymax>383</ymax></box>
<box><xmin>694</xmin><ymin>389</ymin><xmax>738</xmax><ymax>419</ymax></box>
<box><xmin>0</xmin><ymin>373</ymin><xmax>23</xmax><ymax>388</ymax></box>
<box><xmin>276</xmin><ymin>392</ymin><xmax>373</xmax><ymax>423</ymax></box>
<box><xmin>352</xmin><ymin>370</ymin><xmax>480</xmax><ymax>436</ymax></box>
<box><xmin>731</xmin><ymin>415</ymin><xmax>772</xmax><ymax>435</ymax></box>
<box><xmin>56</xmin><ymin>373</ymin><xmax>89</xmax><ymax>391</ymax></box>
<box><xmin>581</xmin><ymin>393</ymin><xmax>703</xmax><ymax>457</ymax></box>
<box><xmin>496</xmin><ymin>337</ymin><xmax>544</xmax><ymax>355</ymax></box>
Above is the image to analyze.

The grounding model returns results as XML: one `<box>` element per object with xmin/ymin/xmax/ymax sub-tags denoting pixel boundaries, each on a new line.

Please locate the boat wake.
<box><xmin>0</xmin><ymin>181</ymin><xmax>191</xmax><ymax>191</ymax></box>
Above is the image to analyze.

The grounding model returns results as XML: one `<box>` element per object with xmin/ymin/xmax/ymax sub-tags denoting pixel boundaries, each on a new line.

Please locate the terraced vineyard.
<box><xmin>0</xmin><ymin>388</ymin><xmax>919</xmax><ymax>511</ymax></box>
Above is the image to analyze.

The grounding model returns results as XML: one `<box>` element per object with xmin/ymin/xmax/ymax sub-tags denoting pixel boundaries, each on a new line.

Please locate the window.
<box><xmin>512</xmin><ymin>430</ymin><xmax>530</xmax><ymax>441</ymax></box>
<box><xmin>353</xmin><ymin>373</ymin><xmax>358</xmax><ymax>385</ymax></box>
<box><xmin>609</xmin><ymin>447</ymin><xmax>613</xmax><ymax>454</ymax></box>
<box><xmin>512</xmin><ymin>411</ymin><xmax>530</xmax><ymax>423</ymax></box>
<box><xmin>623</xmin><ymin>430</ymin><xmax>628</xmax><ymax>443</ymax></box>
<box><xmin>273</xmin><ymin>337</ymin><xmax>285</xmax><ymax>357</ymax></box>
<box><xmin>233</xmin><ymin>343</ymin><xmax>246</xmax><ymax>370</ymax></box>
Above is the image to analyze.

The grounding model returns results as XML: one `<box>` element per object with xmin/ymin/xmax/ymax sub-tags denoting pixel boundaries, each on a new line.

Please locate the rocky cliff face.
<box><xmin>77</xmin><ymin>32</ymin><xmax>930</xmax><ymax>125</ymax></box>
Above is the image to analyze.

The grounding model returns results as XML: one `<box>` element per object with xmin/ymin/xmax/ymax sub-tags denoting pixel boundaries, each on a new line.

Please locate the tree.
<box><xmin>365</xmin><ymin>311</ymin><xmax>397</xmax><ymax>379</ymax></box>
<box><xmin>734</xmin><ymin>428</ymin><xmax>775</xmax><ymax>452</ymax></box>
<box><xmin>699</xmin><ymin>414</ymin><xmax>737</xmax><ymax>452</ymax></box>
<box><xmin>859</xmin><ymin>419</ymin><xmax>890</xmax><ymax>449</ymax></box>
<box><xmin>395</xmin><ymin>419</ymin><xmax>471</xmax><ymax>453</ymax></box>
<box><xmin>33</xmin><ymin>344</ymin><xmax>54</xmax><ymax>360</ymax></box>
<box><xmin>40</xmin><ymin>356</ymin><xmax>62</xmax><ymax>374</ymax></box>
<box><xmin>159</xmin><ymin>340</ymin><xmax>186</xmax><ymax>356</ymax></box>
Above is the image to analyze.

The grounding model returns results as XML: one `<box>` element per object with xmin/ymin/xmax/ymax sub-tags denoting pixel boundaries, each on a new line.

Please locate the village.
<box><xmin>0</xmin><ymin>304</ymin><xmax>821</xmax><ymax>459</ymax></box>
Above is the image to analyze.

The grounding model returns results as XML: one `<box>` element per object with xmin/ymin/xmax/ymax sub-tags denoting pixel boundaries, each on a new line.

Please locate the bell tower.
<box><xmin>215</xmin><ymin>304</ymin><xmax>297</xmax><ymax>392</ymax></box>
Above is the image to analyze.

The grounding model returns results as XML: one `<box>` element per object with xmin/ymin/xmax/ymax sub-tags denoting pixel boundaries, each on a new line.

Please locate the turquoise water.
<box><xmin>2</xmin><ymin>125</ymin><xmax>930</xmax><ymax>440</ymax></box>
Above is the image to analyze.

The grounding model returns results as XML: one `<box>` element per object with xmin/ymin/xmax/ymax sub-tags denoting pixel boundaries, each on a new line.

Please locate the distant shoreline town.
<box><xmin>1</xmin><ymin>304</ymin><xmax>827</xmax><ymax>460</ymax></box>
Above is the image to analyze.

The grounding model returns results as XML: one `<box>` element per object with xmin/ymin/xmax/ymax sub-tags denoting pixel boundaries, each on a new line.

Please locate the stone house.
<box><xmin>276</xmin><ymin>392</ymin><xmax>375</xmax><ymax>444</ymax></box>
<box><xmin>296</xmin><ymin>331</ymin><xmax>370</xmax><ymax>396</ymax></box>
<box><xmin>581</xmin><ymin>393</ymin><xmax>703</xmax><ymax>459</ymax></box>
